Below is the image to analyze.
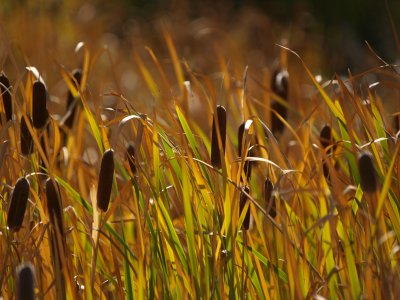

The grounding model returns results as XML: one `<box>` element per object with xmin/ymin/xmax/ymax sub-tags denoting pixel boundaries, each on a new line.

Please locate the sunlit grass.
<box><xmin>1</xmin><ymin>2</ymin><xmax>400</xmax><ymax>299</ymax></box>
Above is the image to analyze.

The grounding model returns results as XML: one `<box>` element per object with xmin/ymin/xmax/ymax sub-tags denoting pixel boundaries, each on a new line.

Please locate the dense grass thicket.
<box><xmin>1</xmin><ymin>2</ymin><xmax>400</xmax><ymax>299</ymax></box>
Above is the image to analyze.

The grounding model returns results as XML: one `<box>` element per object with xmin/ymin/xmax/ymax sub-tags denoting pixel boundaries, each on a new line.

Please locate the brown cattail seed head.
<box><xmin>239</xmin><ymin>186</ymin><xmax>251</xmax><ymax>230</ymax></box>
<box><xmin>270</xmin><ymin>69</ymin><xmax>289</xmax><ymax>136</ymax></box>
<box><xmin>32</xmin><ymin>80</ymin><xmax>49</xmax><ymax>129</ymax></box>
<box><xmin>46</xmin><ymin>178</ymin><xmax>64</xmax><ymax>235</ymax></box>
<box><xmin>16</xmin><ymin>263</ymin><xmax>35</xmax><ymax>300</ymax></box>
<box><xmin>238</xmin><ymin>122</ymin><xmax>245</xmax><ymax>157</ymax></box>
<box><xmin>211</xmin><ymin>105</ymin><xmax>227</xmax><ymax>169</ymax></box>
<box><xmin>20</xmin><ymin>116</ymin><xmax>34</xmax><ymax>156</ymax></box>
<box><xmin>358</xmin><ymin>152</ymin><xmax>378</xmax><ymax>194</ymax></box>
<box><xmin>64</xmin><ymin>69</ymin><xmax>82</xmax><ymax>129</ymax></box>
<box><xmin>264</xmin><ymin>178</ymin><xmax>276</xmax><ymax>218</ymax></box>
<box><xmin>320</xmin><ymin>125</ymin><xmax>333</xmax><ymax>150</ymax></box>
<box><xmin>7</xmin><ymin>177</ymin><xmax>30</xmax><ymax>231</ymax></box>
<box><xmin>126</xmin><ymin>144</ymin><xmax>137</xmax><ymax>177</ymax></box>
<box><xmin>0</xmin><ymin>72</ymin><xmax>12</xmax><ymax>121</ymax></box>
<box><xmin>97</xmin><ymin>149</ymin><xmax>115</xmax><ymax>212</ymax></box>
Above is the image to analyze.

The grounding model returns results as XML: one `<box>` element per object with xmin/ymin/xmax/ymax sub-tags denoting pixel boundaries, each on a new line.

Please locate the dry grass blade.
<box><xmin>358</xmin><ymin>151</ymin><xmax>378</xmax><ymax>194</ymax></box>
<box><xmin>64</xmin><ymin>69</ymin><xmax>82</xmax><ymax>129</ymax></box>
<box><xmin>239</xmin><ymin>186</ymin><xmax>251</xmax><ymax>230</ymax></box>
<box><xmin>97</xmin><ymin>148</ymin><xmax>115</xmax><ymax>212</ymax></box>
<box><xmin>7</xmin><ymin>177</ymin><xmax>30</xmax><ymax>231</ymax></box>
<box><xmin>264</xmin><ymin>178</ymin><xmax>276</xmax><ymax>218</ymax></box>
<box><xmin>0</xmin><ymin>72</ymin><xmax>12</xmax><ymax>121</ymax></box>
<box><xmin>270</xmin><ymin>69</ymin><xmax>289</xmax><ymax>136</ymax></box>
<box><xmin>211</xmin><ymin>105</ymin><xmax>226</xmax><ymax>169</ymax></box>
<box><xmin>20</xmin><ymin>116</ymin><xmax>34</xmax><ymax>156</ymax></box>
<box><xmin>32</xmin><ymin>80</ymin><xmax>49</xmax><ymax>129</ymax></box>
<box><xmin>16</xmin><ymin>263</ymin><xmax>35</xmax><ymax>300</ymax></box>
<box><xmin>126</xmin><ymin>144</ymin><xmax>137</xmax><ymax>177</ymax></box>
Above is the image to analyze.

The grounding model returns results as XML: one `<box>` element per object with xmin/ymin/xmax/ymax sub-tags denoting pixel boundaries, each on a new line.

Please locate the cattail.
<box><xmin>64</xmin><ymin>69</ymin><xmax>82</xmax><ymax>129</ymax></box>
<box><xmin>211</xmin><ymin>105</ymin><xmax>227</xmax><ymax>169</ymax></box>
<box><xmin>126</xmin><ymin>144</ymin><xmax>137</xmax><ymax>176</ymax></box>
<box><xmin>320</xmin><ymin>125</ymin><xmax>333</xmax><ymax>150</ymax></box>
<box><xmin>20</xmin><ymin>116</ymin><xmax>34</xmax><ymax>156</ymax></box>
<box><xmin>320</xmin><ymin>125</ymin><xmax>334</xmax><ymax>179</ymax></box>
<box><xmin>46</xmin><ymin>179</ymin><xmax>66</xmax><ymax>300</ymax></box>
<box><xmin>46</xmin><ymin>178</ymin><xmax>64</xmax><ymax>236</ymax></box>
<box><xmin>7</xmin><ymin>177</ymin><xmax>30</xmax><ymax>231</ymax></box>
<box><xmin>358</xmin><ymin>152</ymin><xmax>378</xmax><ymax>194</ymax></box>
<box><xmin>243</xmin><ymin>147</ymin><xmax>254</xmax><ymax>182</ymax></box>
<box><xmin>239</xmin><ymin>186</ymin><xmax>251</xmax><ymax>230</ymax></box>
<box><xmin>97</xmin><ymin>149</ymin><xmax>115</xmax><ymax>212</ymax></box>
<box><xmin>0</xmin><ymin>72</ymin><xmax>12</xmax><ymax>121</ymax></box>
<box><xmin>238</xmin><ymin>122</ymin><xmax>245</xmax><ymax>156</ymax></box>
<box><xmin>32</xmin><ymin>80</ymin><xmax>49</xmax><ymax>129</ymax></box>
<box><xmin>16</xmin><ymin>263</ymin><xmax>35</xmax><ymax>300</ymax></box>
<box><xmin>264</xmin><ymin>178</ymin><xmax>276</xmax><ymax>218</ymax></box>
<box><xmin>270</xmin><ymin>69</ymin><xmax>289</xmax><ymax>136</ymax></box>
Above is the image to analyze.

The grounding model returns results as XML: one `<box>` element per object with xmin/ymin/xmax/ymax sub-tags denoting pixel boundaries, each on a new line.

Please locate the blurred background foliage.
<box><xmin>0</xmin><ymin>0</ymin><xmax>398</xmax><ymax>79</ymax></box>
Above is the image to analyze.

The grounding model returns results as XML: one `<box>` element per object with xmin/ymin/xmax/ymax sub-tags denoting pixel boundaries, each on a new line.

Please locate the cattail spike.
<box><xmin>238</xmin><ymin>122</ymin><xmax>245</xmax><ymax>157</ymax></box>
<box><xmin>0</xmin><ymin>73</ymin><xmax>12</xmax><ymax>121</ymax></box>
<box><xmin>264</xmin><ymin>178</ymin><xmax>276</xmax><ymax>218</ymax></box>
<box><xmin>46</xmin><ymin>178</ymin><xmax>64</xmax><ymax>237</ymax></box>
<box><xmin>358</xmin><ymin>152</ymin><xmax>378</xmax><ymax>194</ymax></box>
<box><xmin>32</xmin><ymin>80</ymin><xmax>49</xmax><ymax>129</ymax></box>
<box><xmin>20</xmin><ymin>116</ymin><xmax>34</xmax><ymax>156</ymax></box>
<box><xmin>211</xmin><ymin>105</ymin><xmax>227</xmax><ymax>169</ymax></box>
<box><xmin>320</xmin><ymin>125</ymin><xmax>333</xmax><ymax>150</ymax></box>
<box><xmin>7</xmin><ymin>177</ymin><xmax>30</xmax><ymax>231</ymax></box>
<box><xmin>270</xmin><ymin>69</ymin><xmax>289</xmax><ymax>136</ymax></box>
<box><xmin>239</xmin><ymin>186</ymin><xmax>251</xmax><ymax>230</ymax></box>
<box><xmin>97</xmin><ymin>149</ymin><xmax>115</xmax><ymax>212</ymax></box>
<box><xmin>16</xmin><ymin>263</ymin><xmax>35</xmax><ymax>300</ymax></box>
<box><xmin>64</xmin><ymin>69</ymin><xmax>82</xmax><ymax>129</ymax></box>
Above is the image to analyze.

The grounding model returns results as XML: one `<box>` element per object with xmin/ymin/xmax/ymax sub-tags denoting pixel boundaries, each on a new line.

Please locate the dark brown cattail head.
<box><xmin>0</xmin><ymin>72</ymin><xmax>12</xmax><ymax>121</ymax></box>
<box><xmin>211</xmin><ymin>105</ymin><xmax>227</xmax><ymax>169</ymax></box>
<box><xmin>270</xmin><ymin>69</ymin><xmax>289</xmax><ymax>136</ymax></box>
<box><xmin>244</xmin><ymin>147</ymin><xmax>255</xmax><ymax>182</ymax></box>
<box><xmin>7</xmin><ymin>177</ymin><xmax>30</xmax><ymax>231</ymax></box>
<box><xmin>126</xmin><ymin>144</ymin><xmax>137</xmax><ymax>177</ymax></box>
<box><xmin>64</xmin><ymin>69</ymin><xmax>82</xmax><ymax>129</ymax></box>
<box><xmin>46</xmin><ymin>178</ymin><xmax>64</xmax><ymax>236</ymax></box>
<box><xmin>16</xmin><ymin>263</ymin><xmax>35</xmax><ymax>300</ymax></box>
<box><xmin>238</xmin><ymin>122</ymin><xmax>245</xmax><ymax>157</ymax></box>
<box><xmin>358</xmin><ymin>152</ymin><xmax>378</xmax><ymax>194</ymax></box>
<box><xmin>239</xmin><ymin>186</ymin><xmax>251</xmax><ymax>230</ymax></box>
<box><xmin>97</xmin><ymin>149</ymin><xmax>115</xmax><ymax>212</ymax></box>
<box><xmin>20</xmin><ymin>116</ymin><xmax>34</xmax><ymax>156</ymax></box>
<box><xmin>320</xmin><ymin>125</ymin><xmax>333</xmax><ymax>150</ymax></box>
<box><xmin>32</xmin><ymin>80</ymin><xmax>49</xmax><ymax>129</ymax></box>
<box><xmin>264</xmin><ymin>178</ymin><xmax>276</xmax><ymax>218</ymax></box>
